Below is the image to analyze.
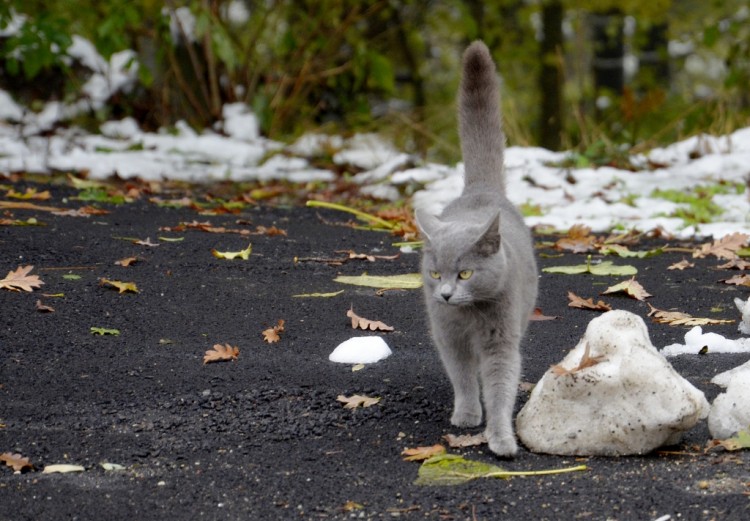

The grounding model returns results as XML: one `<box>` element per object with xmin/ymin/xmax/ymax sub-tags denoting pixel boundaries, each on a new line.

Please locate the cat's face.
<box><xmin>417</xmin><ymin>211</ymin><xmax>504</xmax><ymax>306</ymax></box>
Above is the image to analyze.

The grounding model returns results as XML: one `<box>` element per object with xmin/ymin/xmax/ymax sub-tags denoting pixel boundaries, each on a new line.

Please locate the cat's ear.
<box><xmin>414</xmin><ymin>209</ymin><xmax>441</xmax><ymax>243</ymax></box>
<box><xmin>472</xmin><ymin>211</ymin><xmax>501</xmax><ymax>256</ymax></box>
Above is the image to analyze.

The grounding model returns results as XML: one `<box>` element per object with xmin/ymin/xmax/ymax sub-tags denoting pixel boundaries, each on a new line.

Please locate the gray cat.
<box><xmin>415</xmin><ymin>41</ymin><xmax>538</xmax><ymax>457</ymax></box>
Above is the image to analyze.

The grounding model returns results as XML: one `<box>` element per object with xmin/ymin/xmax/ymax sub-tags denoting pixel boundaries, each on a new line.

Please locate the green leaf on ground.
<box><xmin>334</xmin><ymin>273</ymin><xmax>422</xmax><ymax>289</ymax></box>
<box><xmin>62</xmin><ymin>274</ymin><xmax>81</xmax><ymax>280</ymax></box>
<box><xmin>542</xmin><ymin>256</ymin><xmax>637</xmax><ymax>276</ymax></box>
<box><xmin>90</xmin><ymin>327</ymin><xmax>120</xmax><ymax>336</ymax></box>
<box><xmin>414</xmin><ymin>454</ymin><xmax>587</xmax><ymax>486</ymax></box>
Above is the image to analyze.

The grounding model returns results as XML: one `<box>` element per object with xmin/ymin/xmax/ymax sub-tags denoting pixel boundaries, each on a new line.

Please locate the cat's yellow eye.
<box><xmin>458</xmin><ymin>270</ymin><xmax>474</xmax><ymax>280</ymax></box>
<box><xmin>429</xmin><ymin>271</ymin><xmax>441</xmax><ymax>279</ymax></box>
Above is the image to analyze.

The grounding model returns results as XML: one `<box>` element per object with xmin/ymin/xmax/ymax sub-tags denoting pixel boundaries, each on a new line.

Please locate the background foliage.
<box><xmin>1</xmin><ymin>0</ymin><xmax>749</xmax><ymax>162</ymax></box>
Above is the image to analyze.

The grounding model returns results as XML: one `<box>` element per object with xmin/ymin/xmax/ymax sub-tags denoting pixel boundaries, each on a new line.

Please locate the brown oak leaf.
<box><xmin>551</xmin><ymin>341</ymin><xmax>605</xmax><ymax>376</ymax></box>
<box><xmin>262</xmin><ymin>319</ymin><xmax>285</xmax><ymax>343</ymax></box>
<box><xmin>667</xmin><ymin>259</ymin><xmax>695</xmax><ymax>271</ymax></box>
<box><xmin>692</xmin><ymin>232</ymin><xmax>749</xmax><ymax>260</ymax></box>
<box><xmin>347</xmin><ymin>306</ymin><xmax>394</xmax><ymax>331</ymax></box>
<box><xmin>716</xmin><ymin>258</ymin><xmax>750</xmax><ymax>270</ymax></box>
<box><xmin>0</xmin><ymin>452</ymin><xmax>33</xmax><ymax>472</ymax></box>
<box><xmin>567</xmin><ymin>291</ymin><xmax>612</xmax><ymax>311</ymax></box>
<box><xmin>721</xmin><ymin>274</ymin><xmax>750</xmax><ymax>287</ymax></box>
<box><xmin>203</xmin><ymin>343</ymin><xmax>240</xmax><ymax>364</ymax></box>
<box><xmin>554</xmin><ymin>224</ymin><xmax>598</xmax><ymax>253</ymax></box>
<box><xmin>0</xmin><ymin>265</ymin><xmax>44</xmax><ymax>292</ymax></box>
<box><xmin>401</xmin><ymin>444</ymin><xmax>446</xmax><ymax>462</ymax></box>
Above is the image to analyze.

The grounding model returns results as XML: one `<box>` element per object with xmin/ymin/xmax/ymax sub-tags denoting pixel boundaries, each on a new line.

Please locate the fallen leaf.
<box><xmin>554</xmin><ymin>224</ymin><xmax>598</xmax><ymax>253</ymax></box>
<box><xmin>599</xmin><ymin>244</ymin><xmax>662</xmax><ymax>258</ymax></box>
<box><xmin>347</xmin><ymin>306</ymin><xmax>394</xmax><ymax>331</ymax></box>
<box><xmin>115</xmin><ymin>257</ymin><xmax>139</xmax><ymax>267</ymax></box>
<box><xmin>134</xmin><ymin>237</ymin><xmax>160</xmax><ymax>247</ymax></box>
<box><xmin>90</xmin><ymin>327</ymin><xmax>120</xmax><ymax>336</ymax></box>
<box><xmin>414</xmin><ymin>454</ymin><xmax>586</xmax><ymax>486</ymax></box>
<box><xmin>567</xmin><ymin>291</ymin><xmax>612</xmax><ymax>311</ymax></box>
<box><xmin>203</xmin><ymin>343</ymin><xmax>240</xmax><ymax>364</ymax></box>
<box><xmin>42</xmin><ymin>464</ymin><xmax>85</xmax><ymax>474</ymax></box>
<box><xmin>0</xmin><ymin>265</ymin><xmax>44</xmax><ymax>292</ymax></box>
<box><xmin>601</xmin><ymin>277</ymin><xmax>652</xmax><ymax>301</ymax></box>
<box><xmin>722</xmin><ymin>274</ymin><xmax>750</xmax><ymax>287</ymax></box>
<box><xmin>0</xmin><ymin>201</ymin><xmax>65</xmax><ymax>212</ymax></box>
<box><xmin>0</xmin><ymin>452</ymin><xmax>33</xmax><ymax>472</ymax></box>
<box><xmin>542</xmin><ymin>257</ymin><xmax>637</xmax><ymax>276</ymax></box>
<box><xmin>667</xmin><ymin>259</ymin><xmax>695</xmax><ymax>271</ymax></box>
<box><xmin>63</xmin><ymin>274</ymin><xmax>81</xmax><ymax>280</ymax></box>
<box><xmin>337</xmin><ymin>250</ymin><xmax>400</xmax><ymax>262</ymax></box>
<box><xmin>708</xmin><ymin>428</ymin><xmax>750</xmax><ymax>451</ymax></box>
<box><xmin>262</xmin><ymin>319</ymin><xmax>285</xmax><ymax>343</ymax></box>
<box><xmin>529</xmin><ymin>307</ymin><xmax>561</xmax><ymax>320</ymax></box>
<box><xmin>647</xmin><ymin>303</ymin><xmax>735</xmax><ymax>326</ymax></box>
<box><xmin>35</xmin><ymin>299</ymin><xmax>55</xmax><ymax>312</ymax></box>
<box><xmin>342</xmin><ymin>501</ymin><xmax>364</xmax><ymax>512</ymax></box>
<box><xmin>6</xmin><ymin>187</ymin><xmax>51</xmax><ymax>200</ymax></box>
<box><xmin>442</xmin><ymin>433</ymin><xmax>487</xmax><ymax>448</ymax></box>
<box><xmin>693</xmin><ymin>232</ymin><xmax>749</xmax><ymax>260</ymax></box>
<box><xmin>551</xmin><ymin>341</ymin><xmax>605</xmax><ymax>376</ymax></box>
<box><xmin>292</xmin><ymin>290</ymin><xmax>345</xmax><ymax>298</ymax></box>
<box><xmin>717</xmin><ymin>258</ymin><xmax>750</xmax><ymax>270</ymax></box>
<box><xmin>100</xmin><ymin>462</ymin><xmax>126</xmax><ymax>471</ymax></box>
<box><xmin>351</xmin><ymin>363</ymin><xmax>365</xmax><ymax>372</ymax></box>
<box><xmin>334</xmin><ymin>273</ymin><xmax>423</xmax><ymax>289</ymax></box>
<box><xmin>401</xmin><ymin>444</ymin><xmax>446</xmax><ymax>462</ymax></box>
<box><xmin>160</xmin><ymin>220</ymin><xmax>251</xmax><ymax>235</ymax></box>
<box><xmin>337</xmin><ymin>394</ymin><xmax>381</xmax><ymax>409</ymax></box>
<box><xmin>0</xmin><ymin>217</ymin><xmax>43</xmax><ymax>226</ymax></box>
<box><xmin>99</xmin><ymin>278</ymin><xmax>139</xmax><ymax>294</ymax></box>
<box><xmin>211</xmin><ymin>244</ymin><xmax>252</xmax><ymax>260</ymax></box>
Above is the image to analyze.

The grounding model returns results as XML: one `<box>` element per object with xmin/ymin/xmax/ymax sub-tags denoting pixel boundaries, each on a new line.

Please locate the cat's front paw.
<box><xmin>486</xmin><ymin>433</ymin><xmax>518</xmax><ymax>458</ymax></box>
<box><xmin>450</xmin><ymin>410</ymin><xmax>482</xmax><ymax>428</ymax></box>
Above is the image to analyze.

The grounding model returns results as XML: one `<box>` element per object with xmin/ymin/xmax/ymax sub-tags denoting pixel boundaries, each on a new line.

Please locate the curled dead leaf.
<box><xmin>601</xmin><ymin>277</ymin><xmax>652</xmax><ymax>301</ymax></box>
<box><xmin>554</xmin><ymin>224</ymin><xmax>598</xmax><ymax>253</ymax></box>
<box><xmin>203</xmin><ymin>343</ymin><xmax>240</xmax><ymax>364</ymax></box>
<box><xmin>722</xmin><ymin>274</ymin><xmax>750</xmax><ymax>287</ymax></box>
<box><xmin>693</xmin><ymin>233</ymin><xmax>749</xmax><ymax>260</ymax></box>
<box><xmin>401</xmin><ymin>444</ymin><xmax>446</xmax><ymax>462</ymax></box>
<box><xmin>443</xmin><ymin>433</ymin><xmax>487</xmax><ymax>448</ymax></box>
<box><xmin>337</xmin><ymin>394</ymin><xmax>380</xmax><ymax>409</ymax></box>
<box><xmin>646</xmin><ymin>303</ymin><xmax>734</xmax><ymax>326</ymax></box>
<box><xmin>551</xmin><ymin>341</ymin><xmax>605</xmax><ymax>376</ymax></box>
<box><xmin>667</xmin><ymin>259</ymin><xmax>695</xmax><ymax>271</ymax></box>
<box><xmin>262</xmin><ymin>319</ymin><xmax>285</xmax><ymax>343</ymax></box>
<box><xmin>0</xmin><ymin>452</ymin><xmax>33</xmax><ymax>472</ymax></box>
<box><xmin>99</xmin><ymin>278</ymin><xmax>139</xmax><ymax>294</ymax></box>
<box><xmin>567</xmin><ymin>291</ymin><xmax>612</xmax><ymax>311</ymax></box>
<box><xmin>347</xmin><ymin>306</ymin><xmax>394</xmax><ymax>332</ymax></box>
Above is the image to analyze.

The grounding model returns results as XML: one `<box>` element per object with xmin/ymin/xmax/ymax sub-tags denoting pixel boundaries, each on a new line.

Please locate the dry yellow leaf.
<box><xmin>203</xmin><ymin>343</ymin><xmax>240</xmax><ymax>364</ymax></box>
<box><xmin>601</xmin><ymin>277</ymin><xmax>652</xmax><ymax>301</ymax></box>
<box><xmin>99</xmin><ymin>278</ymin><xmax>139</xmax><ymax>294</ymax></box>
<box><xmin>115</xmin><ymin>257</ymin><xmax>139</xmax><ymax>267</ymax></box>
<box><xmin>667</xmin><ymin>259</ymin><xmax>695</xmax><ymax>271</ymax></box>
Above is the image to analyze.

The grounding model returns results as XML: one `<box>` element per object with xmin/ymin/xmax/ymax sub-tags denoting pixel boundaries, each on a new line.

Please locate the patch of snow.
<box><xmin>221</xmin><ymin>103</ymin><xmax>259</xmax><ymax>141</ymax></box>
<box><xmin>333</xmin><ymin>133</ymin><xmax>401</xmax><ymax>170</ymax></box>
<box><xmin>661</xmin><ymin>326</ymin><xmax>750</xmax><ymax>356</ymax></box>
<box><xmin>734</xmin><ymin>297</ymin><xmax>750</xmax><ymax>335</ymax></box>
<box><xmin>100</xmin><ymin>118</ymin><xmax>142</xmax><ymax>139</ymax></box>
<box><xmin>708</xmin><ymin>366</ymin><xmax>750</xmax><ymax>439</ymax></box>
<box><xmin>0</xmin><ymin>90</ymin><xmax>24</xmax><ymax>121</ymax></box>
<box><xmin>329</xmin><ymin>336</ymin><xmax>392</xmax><ymax>364</ymax></box>
<box><xmin>517</xmin><ymin>310</ymin><xmax>709</xmax><ymax>456</ymax></box>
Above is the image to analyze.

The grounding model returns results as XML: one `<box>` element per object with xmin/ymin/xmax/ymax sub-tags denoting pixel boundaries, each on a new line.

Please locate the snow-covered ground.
<box><xmin>2</xmin><ymin>95</ymin><xmax>748</xmax><ymax>240</ymax></box>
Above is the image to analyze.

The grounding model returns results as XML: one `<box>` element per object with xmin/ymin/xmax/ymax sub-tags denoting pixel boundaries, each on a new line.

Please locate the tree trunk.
<box><xmin>539</xmin><ymin>1</ymin><xmax>564</xmax><ymax>150</ymax></box>
<box><xmin>591</xmin><ymin>10</ymin><xmax>624</xmax><ymax>96</ymax></box>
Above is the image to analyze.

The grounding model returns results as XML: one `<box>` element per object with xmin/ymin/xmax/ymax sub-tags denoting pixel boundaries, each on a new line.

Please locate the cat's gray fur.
<box><xmin>415</xmin><ymin>41</ymin><xmax>538</xmax><ymax>457</ymax></box>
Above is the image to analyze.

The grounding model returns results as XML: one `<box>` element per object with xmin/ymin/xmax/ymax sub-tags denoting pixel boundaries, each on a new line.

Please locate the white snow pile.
<box><xmin>735</xmin><ymin>296</ymin><xmax>750</xmax><ymax>335</ymax></box>
<box><xmin>328</xmin><ymin>336</ymin><xmax>392</xmax><ymax>365</ymax></box>
<box><xmin>708</xmin><ymin>360</ymin><xmax>750</xmax><ymax>439</ymax></box>
<box><xmin>516</xmin><ymin>310</ymin><xmax>709</xmax><ymax>456</ymax></box>
<box><xmin>1</xmin><ymin>33</ymin><xmax>750</xmax><ymax>238</ymax></box>
<box><xmin>661</xmin><ymin>326</ymin><xmax>750</xmax><ymax>356</ymax></box>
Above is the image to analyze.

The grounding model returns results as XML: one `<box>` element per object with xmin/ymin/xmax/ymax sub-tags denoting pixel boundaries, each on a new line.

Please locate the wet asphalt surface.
<box><xmin>0</xmin><ymin>177</ymin><xmax>749</xmax><ymax>520</ymax></box>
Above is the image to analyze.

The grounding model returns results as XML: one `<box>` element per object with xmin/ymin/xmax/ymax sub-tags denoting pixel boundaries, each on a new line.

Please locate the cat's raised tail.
<box><xmin>458</xmin><ymin>41</ymin><xmax>505</xmax><ymax>195</ymax></box>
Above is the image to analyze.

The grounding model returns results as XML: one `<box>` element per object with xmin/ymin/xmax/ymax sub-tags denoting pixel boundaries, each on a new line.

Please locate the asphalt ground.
<box><xmin>0</xmin><ymin>176</ymin><xmax>749</xmax><ymax>520</ymax></box>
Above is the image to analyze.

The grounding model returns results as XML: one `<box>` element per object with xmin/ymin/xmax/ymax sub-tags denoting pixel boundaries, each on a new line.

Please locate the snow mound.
<box><xmin>329</xmin><ymin>336</ymin><xmax>392</xmax><ymax>364</ymax></box>
<box><xmin>661</xmin><ymin>326</ymin><xmax>750</xmax><ymax>356</ymax></box>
